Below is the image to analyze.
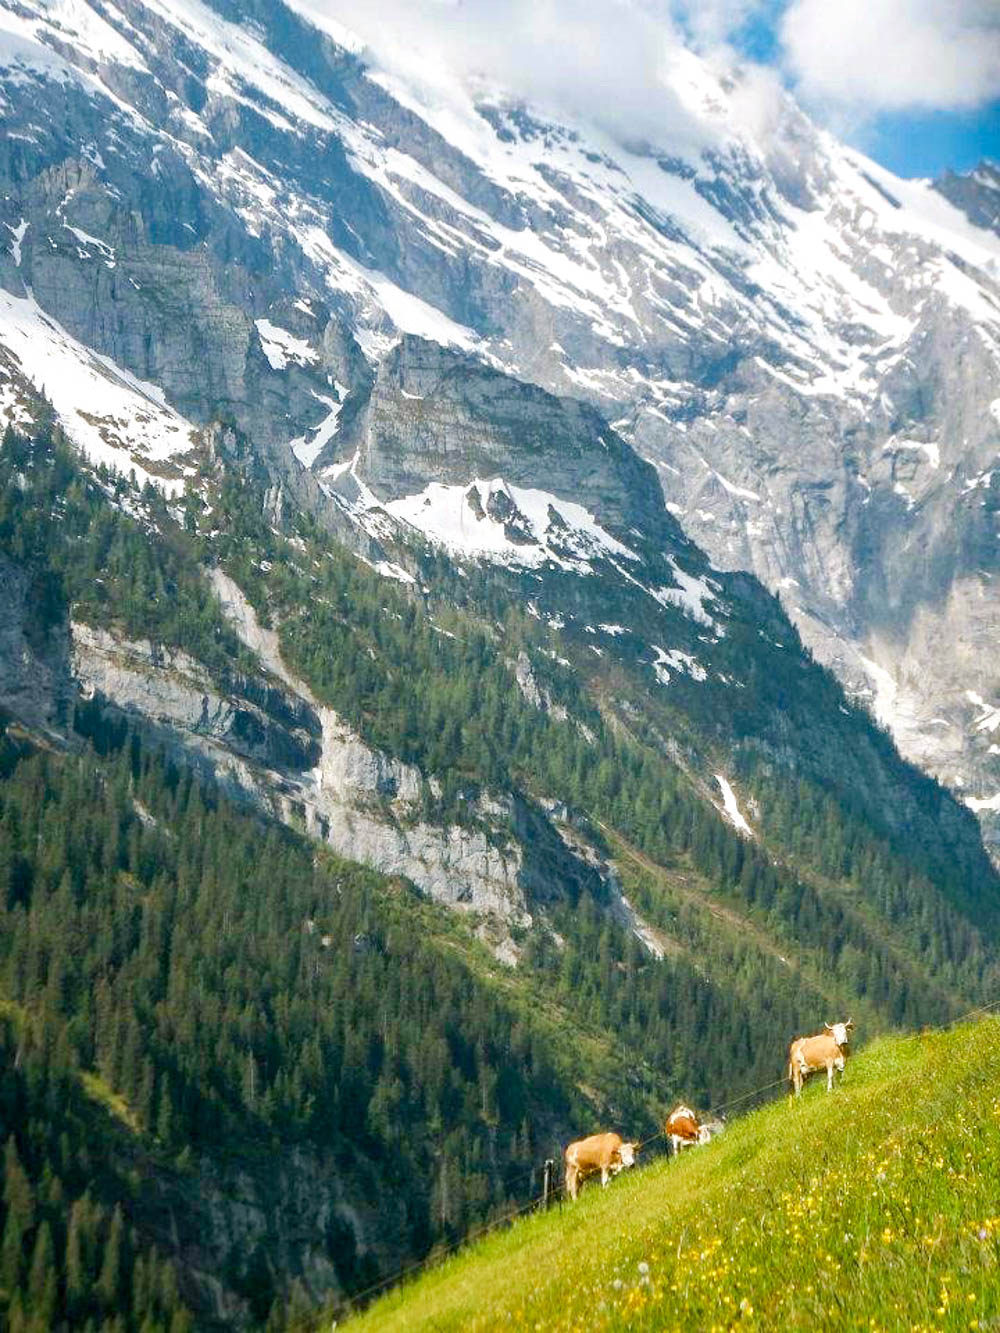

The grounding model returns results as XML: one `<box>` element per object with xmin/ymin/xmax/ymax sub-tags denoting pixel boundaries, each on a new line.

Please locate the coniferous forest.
<box><xmin>2</xmin><ymin>420</ymin><xmax>999</xmax><ymax>1326</ymax></box>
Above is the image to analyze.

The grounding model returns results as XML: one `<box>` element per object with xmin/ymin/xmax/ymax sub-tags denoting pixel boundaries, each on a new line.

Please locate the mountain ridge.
<box><xmin>2</xmin><ymin>4</ymin><xmax>1000</xmax><ymax>1324</ymax></box>
<box><xmin>2</xmin><ymin>0</ymin><xmax>999</xmax><ymax>851</ymax></box>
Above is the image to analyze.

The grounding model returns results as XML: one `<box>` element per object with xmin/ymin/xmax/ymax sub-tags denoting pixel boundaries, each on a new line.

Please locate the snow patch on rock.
<box><xmin>651</xmin><ymin>644</ymin><xmax>707</xmax><ymax>684</ymax></box>
<box><xmin>715</xmin><ymin>774</ymin><xmax>754</xmax><ymax>838</ymax></box>
<box><xmin>255</xmin><ymin>318</ymin><xmax>318</xmax><ymax>371</ymax></box>
<box><xmin>0</xmin><ymin>287</ymin><xmax>196</xmax><ymax>492</ymax></box>
<box><xmin>384</xmin><ymin>477</ymin><xmax>639</xmax><ymax>570</ymax></box>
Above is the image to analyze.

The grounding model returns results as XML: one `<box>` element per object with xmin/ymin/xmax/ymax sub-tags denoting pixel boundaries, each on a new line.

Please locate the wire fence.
<box><xmin>284</xmin><ymin>995</ymin><xmax>1000</xmax><ymax>1331</ymax></box>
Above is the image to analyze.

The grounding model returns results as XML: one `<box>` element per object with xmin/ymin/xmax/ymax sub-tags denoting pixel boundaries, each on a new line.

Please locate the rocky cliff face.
<box><xmin>1</xmin><ymin>0</ymin><xmax>999</xmax><ymax>858</ymax></box>
<box><xmin>0</xmin><ymin>526</ymin><xmax>625</xmax><ymax>959</ymax></box>
<box><xmin>144</xmin><ymin>1142</ymin><xmax>409</xmax><ymax>1326</ymax></box>
<box><xmin>340</xmin><ymin>336</ymin><xmax>672</xmax><ymax>540</ymax></box>
<box><xmin>936</xmin><ymin>163</ymin><xmax>1000</xmax><ymax>237</ymax></box>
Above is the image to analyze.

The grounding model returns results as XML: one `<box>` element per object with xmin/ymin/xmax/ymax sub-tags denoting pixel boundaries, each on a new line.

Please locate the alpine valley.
<box><xmin>1</xmin><ymin>1</ymin><xmax>999</xmax><ymax>1328</ymax></box>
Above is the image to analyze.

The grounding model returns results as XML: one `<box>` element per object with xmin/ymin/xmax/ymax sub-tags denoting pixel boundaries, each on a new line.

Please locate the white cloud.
<box><xmin>781</xmin><ymin>0</ymin><xmax>1000</xmax><ymax>112</ymax></box>
<box><xmin>671</xmin><ymin>0</ymin><xmax>763</xmax><ymax>51</ymax></box>
<box><xmin>290</xmin><ymin>0</ymin><xmax>998</xmax><ymax>164</ymax></box>
<box><xmin>290</xmin><ymin>0</ymin><xmax>744</xmax><ymax>152</ymax></box>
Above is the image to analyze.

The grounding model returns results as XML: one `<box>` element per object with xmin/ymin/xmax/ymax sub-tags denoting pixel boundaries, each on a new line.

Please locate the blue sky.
<box><xmin>858</xmin><ymin>104</ymin><xmax>1000</xmax><ymax>179</ymax></box>
<box><xmin>721</xmin><ymin>0</ymin><xmax>1000</xmax><ymax>178</ymax></box>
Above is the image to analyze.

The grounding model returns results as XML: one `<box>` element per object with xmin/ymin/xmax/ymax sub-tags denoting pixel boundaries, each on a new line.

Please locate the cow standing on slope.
<box><xmin>788</xmin><ymin>1020</ymin><xmax>854</xmax><ymax>1096</ymax></box>
<box><xmin>563</xmin><ymin>1132</ymin><xmax>638</xmax><ymax>1201</ymax></box>
<box><xmin>665</xmin><ymin>1104</ymin><xmax>701</xmax><ymax>1156</ymax></box>
<box><xmin>665</xmin><ymin>1105</ymin><xmax>726</xmax><ymax>1156</ymax></box>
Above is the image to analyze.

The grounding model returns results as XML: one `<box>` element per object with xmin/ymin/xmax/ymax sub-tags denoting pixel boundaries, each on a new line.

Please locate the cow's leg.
<box><xmin>826</xmin><ymin>1060</ymin><xmax>834</xmax><ymax>1091</ymax></box>
<box><xmin>601</xmin><ymin>1166</ymin><xmax>610</xmax><ymax>1188</ymax></box>
<box><xmin>566</xmin><ymin>1164</ymin><xmax>578</xmax><ymax>1202</ymax></box>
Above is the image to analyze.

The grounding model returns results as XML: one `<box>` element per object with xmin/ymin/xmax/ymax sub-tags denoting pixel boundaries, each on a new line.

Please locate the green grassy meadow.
<box><xmin>334</xmin><ymin>1016</ymin><xmax>1000</xmax><ymax>1332</ymax></box>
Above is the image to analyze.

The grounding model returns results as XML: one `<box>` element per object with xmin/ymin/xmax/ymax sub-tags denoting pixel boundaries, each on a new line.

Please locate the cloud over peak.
<box><xmin>294</xmin><ymin>0</ymin><xmax>1000</xmax><ymax>158</ymax></box>
<box><xmin>781</xmin><ymin>0</ymin><xmax>1000</xmax><ymax>113</ymax></box>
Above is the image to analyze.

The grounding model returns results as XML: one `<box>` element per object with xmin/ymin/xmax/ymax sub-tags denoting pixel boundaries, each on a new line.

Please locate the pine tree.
<box><xmin>1</xmin><ymin>1209</ymin><xmax>24</xmax><ymax>1294</ymax></box>
<box><xmin>3</xmin><ymin>1137</ymin><xmax>35</xmax><ymax>1233</ymax></box>
<box><xmin>66</xmin><ymin>1196</ymin><xmax>87</xmax><ymax>1312</ymax></box>
<box><xmin>27</xmin><ymin>1219</ymin><xmax>57</xmax><ymax>1327</ymax></box>
<box><xmin>97</xmin><ymin>1204</ymin><xmax>124</xmax><ymax>1309</ymax></box>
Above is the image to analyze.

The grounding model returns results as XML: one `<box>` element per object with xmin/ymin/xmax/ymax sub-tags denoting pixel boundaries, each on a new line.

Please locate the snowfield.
<box><xmin>0</xmin><ymin>287</ymin><xmax>197</xmax><ymax>492</ymax></box>
<box><xmin>383</xmin><ymin>477</ymin><xmax>640</xmax><ymax>571</ymax></box>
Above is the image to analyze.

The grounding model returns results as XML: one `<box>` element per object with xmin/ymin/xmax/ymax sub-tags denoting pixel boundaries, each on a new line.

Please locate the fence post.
<box><xmin>542</xmin><ymin>1158</ymin><xmax>554</xmax><ymax>1210</ymax></box>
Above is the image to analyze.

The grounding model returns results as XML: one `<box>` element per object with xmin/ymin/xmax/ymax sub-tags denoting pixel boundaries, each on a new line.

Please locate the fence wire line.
<box><xmin>283</xmin><ymin>996</ymin><xmax>1000</xmax><ymax>1330</ymax></box>
<box><xmin>290</xmin><ymin>1187</ymin><xmax>553</xmax><ymax>1329</ymax></box>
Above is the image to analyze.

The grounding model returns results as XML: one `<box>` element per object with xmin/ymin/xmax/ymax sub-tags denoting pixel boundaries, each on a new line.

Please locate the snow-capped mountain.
<box><xmin>1</xmin><ymin>0</ymin><xmax>999</xmax><ymax>849</ymax></box>
<box><xmin>6</xmin><ymin>9</ymin><xmax>1000</xmax><ymax>1318</ymax></box>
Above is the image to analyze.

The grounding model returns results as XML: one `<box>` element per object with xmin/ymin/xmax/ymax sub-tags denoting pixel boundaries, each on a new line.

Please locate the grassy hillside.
<box><xmin>340</xmin><ymin>1014</ymin><xmax>1000</xmax><ymax>1331</ymax></box>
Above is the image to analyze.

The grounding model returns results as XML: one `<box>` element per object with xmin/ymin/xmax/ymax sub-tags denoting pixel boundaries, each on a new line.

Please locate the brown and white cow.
<box><xmin>665</xmin><ymin>1104</ymin><xmax>702</xmax><ymax>1156</ymax></box>
<box><xmin>563</xmin><ymin>1132</ymin><xmax>638</xmax><ymax>1201</ymax></box>
<box><xmin>788</xmin><ymin>1020</ymin><xmax>854</xmax><ymax>1096</ymax></box>
<box><xmin>664</xmin><ymin>1106</ymin><xmax>725</xmax><ymax>1155</ymax></box>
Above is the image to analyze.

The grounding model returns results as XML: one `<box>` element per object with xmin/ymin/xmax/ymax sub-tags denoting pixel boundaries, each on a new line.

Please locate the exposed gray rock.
<box><xmin>209</xmin><ymin>569</ymin><xmax>532</xmax><ymax>937</ymax></box>
<box><xmin>2</xmin><ymin>0</ymin><xmax>999</xmax><ymax>860</ymax></box>
<box><xmin>343</xmin><ymin>336</ymin><xmax>674</xmax><ymax>540</ymax></box>
<box><xmin>146</xmin><ymin>1143</ymin><xmax>406</xmax><ymax>1324</ymax></box>
<box><xmin>66</xmin><ymin>603</ymin><xmax>533</xmax><ymax>938</ymax></box>
<box><xmin>71</xmin><ymin>622</ymin><xmax>317</xmax><ymax>773</ymax></box>
<box><xmin>935</xmin><ymin>162</ymin><xmax>1000</xmax><ymax>237</ymax></box>
<box><xmin>511</xmin><ymin>651</ymin><xmax>568</xmax><ymax>721</ymax></box>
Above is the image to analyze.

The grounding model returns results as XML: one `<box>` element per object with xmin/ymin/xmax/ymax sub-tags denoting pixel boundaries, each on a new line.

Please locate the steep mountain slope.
<box><xmin>2</xmin><ymin>5</ymin><xmax>1000</xmax><ymax>1325</ymax></box>
<box><xmin>0</xmin><ymin>0</ymin><xmax>998</xmax><ymax>1064</ymax></box>
<box><xmin>2</xmin><ymin>409</ymin><xmax>998</xmax><ymax>1325</ymax></box>
<box><xmin>0</xmin><ymin>727</ymin><xmax>653</xmax><ymax>1327</ymax></box>
<box><xmin>2</xmin><ymin>0</ymin><xmax>999</xmax><ymax>850</ymax></box>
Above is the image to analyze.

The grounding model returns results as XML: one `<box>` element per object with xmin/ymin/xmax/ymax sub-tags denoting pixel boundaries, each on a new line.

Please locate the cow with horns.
<box><xmin>788</xmin><ymin>1020</ymin><xmax>854</xmax><ymax>1096</ymax></box>
<box><xmin>563</xmin><ymin>1132</ymin><xmax>638</xmax><ymax>1201</ymax></box>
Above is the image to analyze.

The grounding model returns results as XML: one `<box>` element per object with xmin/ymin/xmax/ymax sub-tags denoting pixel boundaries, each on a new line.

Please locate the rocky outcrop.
<box><xmin>140</xmin><ymin>1141</ymin><xmax>407</xmax><ymax>1326</ymax></box>
<box><xmin>935</xmin><ymin>162</ymin><xmax>1000</xmax><ymax>238</ymax></box>
<box><xmin>511</xmin><ymin>651</ymin><xmax>567</xmax><ymax>721</ymax></box>
<box><xmin>63</xmin><ymin>592</ymin><xmax>533</xmax><ymax>937</ymax></box>
<box><xmin>343</xmin><ymin>337</ymin><xmax>674</xmax><ymax>540</ymax></box>
<box><xmin>208</xmin><ymin>569</ymin><xmax>536</xmax><ymax>938</ymax></box>
<box><xmin>71</xmin><ymin>622</ymin><xmax>319</xmax><ymax>775</ymax></box>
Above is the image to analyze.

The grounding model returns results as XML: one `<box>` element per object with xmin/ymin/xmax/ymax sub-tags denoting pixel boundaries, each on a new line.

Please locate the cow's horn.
<box><xmin>824</xmin><ymin>1021</ymin><xmax>833</xmax><ymax>1030</ymax></box>
<box><xmin>846</xmin><ymin>1017</ymin><xmax>854</xmax><ymax>1028</ymax></box>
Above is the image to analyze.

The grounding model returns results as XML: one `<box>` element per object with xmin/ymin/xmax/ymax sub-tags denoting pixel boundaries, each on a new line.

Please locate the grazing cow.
<box><xmin>665</xmin><ymin>1106</ymin><xmax>725</xmax><ymax>1155</ymax></box>
<box><xmin>665</xmin><ymin>1104</ymin><xmax>702</xmax><ymax>1156</ymax></box>
<box><xmin>788</xmin><ymin>1020</ymin><xmax>854</xmax><ymax>1096</ymax></box>
<box><xmin>564</xmin><ymin>1132</ymin><xmax>638</xmax><ymax>1201</ymax></box>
